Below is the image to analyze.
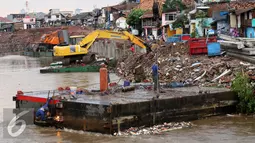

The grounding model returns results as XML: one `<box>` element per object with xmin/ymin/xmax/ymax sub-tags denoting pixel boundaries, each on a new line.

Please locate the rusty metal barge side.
<box><xmin>59</xmin><ymin>91</ymin><xmax>238</xmax><ymax>134</ymax></box>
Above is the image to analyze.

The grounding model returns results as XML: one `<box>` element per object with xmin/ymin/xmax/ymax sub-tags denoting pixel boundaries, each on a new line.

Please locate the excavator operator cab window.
<box><xmin>70</xmin><ymin>37</ymin><xmax>84</xmax><ymax>45</ymax></box>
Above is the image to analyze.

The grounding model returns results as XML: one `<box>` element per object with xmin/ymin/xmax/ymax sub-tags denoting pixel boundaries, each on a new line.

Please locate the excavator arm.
<box><xmin>78</xmin><ymin>30</ymin><xmax>147</xmax><ymax>51</ymax></box>
<box><xmin>53</xmin><ymin>30</ymin><xmax>152</xmax><ymax>65</ymax></box>
<box><xmin>53</xmin><ymin>30</ymin><xmax>151</xmax><ymax>57</ymax></box>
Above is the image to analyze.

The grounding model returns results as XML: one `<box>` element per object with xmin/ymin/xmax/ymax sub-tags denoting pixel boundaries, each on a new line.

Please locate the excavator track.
<box><xmin>62</xmin><ymin>53</ymin><xmax>96</xmax><ymax>66</ymax></box>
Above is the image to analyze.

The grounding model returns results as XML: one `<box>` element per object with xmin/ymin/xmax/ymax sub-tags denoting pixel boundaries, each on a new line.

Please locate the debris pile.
<box><xmin>116</xmin><ymin>43</ymin><xmax>255</xmax><ymax>87</ymax></box>
<box><xmin>114</xmin><ymin>122</ymin><xmax>193</xmax><ymax>136</ymax></box>
<box><xmin>0</xmin><ymin>26</ymin><xmax>92</xmax><ymax>55</ymax></box>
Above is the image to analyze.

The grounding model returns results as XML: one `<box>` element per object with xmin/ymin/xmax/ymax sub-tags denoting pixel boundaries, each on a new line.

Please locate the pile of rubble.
<box><xmin>0</xmin><ymin>26</ymin><xmax>92</xmax><ymax>55</ymax></box>
<box><xmin>116</xmin><ymin>43</ymin><xmax>255</xmax><ymax>87</ymax></box>
<box><xmin>114</xmin><ymin>122</ymin><xmax>193</xmax><ymax>136</ymax></box>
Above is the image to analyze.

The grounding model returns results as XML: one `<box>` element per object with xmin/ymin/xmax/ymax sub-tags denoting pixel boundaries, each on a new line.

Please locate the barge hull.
<box><xmin>59</xmin><ymin>89</ymin><xmax>238</xmax><ymax>134</ymax></box>
<box><xmin>40</xmin><ymin>66</ymin><xmax>100</xmax><ymax>73</ymax></box>
<box><xmin>13</xmin><ymin>87</ymin><xmax>238</xmax><ymax>134</ymax></box>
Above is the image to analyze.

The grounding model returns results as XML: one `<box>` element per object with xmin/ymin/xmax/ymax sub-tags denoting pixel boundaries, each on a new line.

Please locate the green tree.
<box><xmin>231</xmin><ymin>72</ymin><xmax>255</xmax><ymax>113</ymax></box>
<box><xmin>126</xmin><ymin>9</ymin><xmax>145</xmax><ymax>28</ymax></box>
<box><xmin>163</xmin><ymin>0</ymin><xmax>187</xmax><ymax>12</ymax></box>
<box><xmin>172</xmin><ymin>14</ymin><xmax>189</xmax><ymax>29</ymax></box>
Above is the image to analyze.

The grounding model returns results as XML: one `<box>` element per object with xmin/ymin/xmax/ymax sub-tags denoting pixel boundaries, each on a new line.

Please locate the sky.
<box><xmin>0</xmin><ymin>0</ymin><xmax>122</xmax><ymax>17</ymax></box>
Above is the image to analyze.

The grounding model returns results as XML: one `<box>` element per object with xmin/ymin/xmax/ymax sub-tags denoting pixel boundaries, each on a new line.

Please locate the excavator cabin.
<box><xmin>38</xmin><ymin>30</ymin><xmax>85</xmax><ymax>53</ymax></box>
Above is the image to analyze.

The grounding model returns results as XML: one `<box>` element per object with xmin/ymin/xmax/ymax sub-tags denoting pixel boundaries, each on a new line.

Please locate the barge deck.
<box><xmin>13</xmin><ymin>86</ymin><xmax>238</xmax><ymax>134</ymax></box>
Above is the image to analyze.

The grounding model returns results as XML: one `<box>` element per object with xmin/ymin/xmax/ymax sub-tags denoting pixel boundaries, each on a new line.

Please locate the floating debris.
<box><xmin>114</xmin><ymin>122</ymin><xmax>193</xmax><ymax>136</ymax></box>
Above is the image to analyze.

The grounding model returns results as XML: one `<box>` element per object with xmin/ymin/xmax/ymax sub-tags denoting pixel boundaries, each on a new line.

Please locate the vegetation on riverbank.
<box><xmin>231</xmin><ymin>72</ymin><xmax>255</xmax><ymax>113</ymax></box>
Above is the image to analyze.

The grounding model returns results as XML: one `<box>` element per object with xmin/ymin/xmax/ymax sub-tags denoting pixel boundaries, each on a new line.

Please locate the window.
<box><xmin>56</xmin><ymin>15</ymin><xmax>60</xmax><ymax>18</ymax></box>
<box><xmin>165</xmin><ymin>13</ymin><xmax>176</xmax><ymax>21</ymax></box>
<box><xmin>48</xmin><ymin>15</ymin><xmax>51</xmax><ymax>19</ymax></box>
<box><xmin>30</xmin><ymin>19</ymin><xmax>34</xmax><ymax>22</ymax></box>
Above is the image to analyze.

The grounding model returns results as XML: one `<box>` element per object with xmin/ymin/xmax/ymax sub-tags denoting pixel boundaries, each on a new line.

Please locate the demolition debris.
<box><xmin>116</xmin><ymin>43</ymin><xmax>255</xmax><ymax>87</ymax></box>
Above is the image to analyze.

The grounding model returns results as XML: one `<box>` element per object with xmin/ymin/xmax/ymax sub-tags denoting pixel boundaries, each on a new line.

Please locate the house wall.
<box><xmin>195</xmin><ymin>18</ymin><xmax>213</xmax><ymax>37</ymax></box>
<box><xmin>190</xmin><ymin>23</ymin><xmax>196</xmax><ymax>34</ymax></box>
<box><xmin>162</xmin><ymin>12</ymin><xmax>177</xmax><ymax>26</ymax></box>
<box><xmin>50</xmin><ymin>15</ymin><xmax>62</xmax><ymax>21</ymax></box>
<box><xmin>246</xmin><ymin>27</ymin><xmax>255</xmax><ymax>38</ymax></box>
<box><xmin>217</xmin><ymin>20</ymin><xmax>229</xmax><ymax>34</ymax></box>
<box><xmin>14</xmin><ymin>22</ymin><xmax>24</xmax><ymax>30</ymax></box>
<box><xmin>45</xmin><ymin>15</ymin><xmax>62</xmax><ymax>23</ymax></box>
<box><xmin>143</xmin><ymin>27</ymin><xmax>158</xmax><ymax>39</ymax></box>
<box><xmin>237</xmin><ymin>15</ymin><xmax>241</xmax><ymax>28</ymax></box>
<box><xmin>230</xmin><ymin>13</ymin><xmax>237</xmax><ymax>28</ymax></box>
<box><xmin>23</xmin><ymin>18</ymin><xmax>36</xmax><ymax>24</ymax></box>
<box><xmin>23</xmin><ymin>17</ymin><xmax>36</xmax><ymax>29</ymax></box>
<box><xmin>252</xmin><ymin>19</ymin><xmax>255</xmax><ymax>27</ymax></box>
<box><xmin>116</xmin><ymin>17</ymin><xmax>128</xmax><ymax>29</ymax></box>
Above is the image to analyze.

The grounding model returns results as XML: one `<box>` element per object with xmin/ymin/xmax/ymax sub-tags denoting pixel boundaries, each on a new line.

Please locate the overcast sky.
<box><xmin>0</xmin><ymin>0</ymin><xmax>121</xmax><ymax>17</ymax></box>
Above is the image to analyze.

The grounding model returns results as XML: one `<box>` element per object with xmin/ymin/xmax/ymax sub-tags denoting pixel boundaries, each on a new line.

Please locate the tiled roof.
<box><xmin>103</xmin><ymin>3</ymin><xmax>138</xmax><ymax>11</ymax></box>
<box><xmin>136</xmin><ymin>0</ymin><xmax>165</xmax><ymax>10</ymax></box>
<box><xmin>0</xmin><ymin>17</ymin><xmax>12</xmax><ymax>23</ymax></box>
<box><xmin>235</xmin><ymin>7</ymin><xmax>255</xmax><ymax>15</ymax></box>
<box><xmin>140</xmin><ymin>10</ymin><xmax>154</xmax><ymax>18</ymax></box>
<box><xmin>138</xmin><ymin>0</ymin><xmax>194</xmax><ymax>19</ymax></box>
<box><xmin>136</xmin><ymin>0</ymin><xmax>194</xmax><ymax>10</ymax></box>
<box><xmin>208</xmin><ymin>1</ymin><xmax>255</xmax><ymax>17</ymax></box>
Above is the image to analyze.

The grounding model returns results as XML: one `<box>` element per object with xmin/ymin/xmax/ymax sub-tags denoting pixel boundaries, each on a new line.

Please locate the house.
<box><xmin>44</xmin><ymin>9</ymin><xmax>67</xmax><ymax>26</ymax></box>
<box><xmin>162</xmin><ymin>9</ymin><xmax>178</xmax><ymax>26</ymax></box>
<box><xmin>208</xmin><ymin>0</ymin><xmax>255</xmax><ymax>37</ymax></box>
<box><xmin>138</xmin><ymin>0</ymin><xmax>196</xmax><ymax>38</ymax></box>
<box><xmin>230</xmin><ymin>8</ymin><xmax>255</xmax><ymax>38</ymax></box>
<box><xmin>7</xmin><ymin>14</ymin><xmax>25</xmax><ymax>22</ymax></box>
<box><xmin>102</xmin><ymin>1</ymin><xmax>139</xmax><ymax>29</ymax></box>
<box><xmin>23</xmin><ymin>14</ymin><xmax>37</xmax><ymax>29</ymax></box>
<box><xmin>210</xmin><ymin>11</ymin><xmax>229</xmax><ymax>34</ymax></box>
<box><xmin>137</xmin><ymin>0</ymin><xmax>165</xmax><ymax>38</ymax></box>
<box><xmin>60</xmin><ymin>11</ymin><xmax>73</xmax><ymax>24</ymax></box>
<box><xmin>71</xmin><ymin>12</ymin><xmax>93</xmax><ymax>26</ymax></box>
<box><xmin>141</xmin><ymin>11</ymin><xmax>159</xmax><ymax>38</ymax></box>
<box><xmin>35</xmin><ymin>12</ymin><xmax>46</xmax><ymax>28</ymax></box>
<box><xmin>0</xmin><ymin>17</ymin><xmax>14</xmax><ymax>32</ymax></box>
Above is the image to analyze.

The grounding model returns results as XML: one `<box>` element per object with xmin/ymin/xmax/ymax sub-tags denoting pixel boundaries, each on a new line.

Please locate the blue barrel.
<box><xmin>124</xmin><ymin>80</ymin><xmax>130</xmax><ymax>87</ymax></box>
<box><xmin>207</xmin><ymin>42</ymin><xmax>221</xmax><ymax>56</ymax></box>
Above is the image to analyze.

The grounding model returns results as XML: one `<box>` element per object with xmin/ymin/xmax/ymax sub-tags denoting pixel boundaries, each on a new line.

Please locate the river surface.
<box><xmin>0</xmin><ymin>55</ymin><xmax>255</xmax><ymax>143</ymax></box>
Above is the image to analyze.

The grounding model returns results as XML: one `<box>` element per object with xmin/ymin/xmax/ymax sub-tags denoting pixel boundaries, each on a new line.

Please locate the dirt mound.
<box><xmin>0</xmin><ymin>26</ymin><xmax>93</xmax><ymax>55</ymax></box>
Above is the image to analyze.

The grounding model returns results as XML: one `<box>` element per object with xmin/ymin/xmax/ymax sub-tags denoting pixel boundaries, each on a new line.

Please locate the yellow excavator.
<box><xmin>53</xmin><ymin>30</ymin><xmax>152</xmax><ymax>65</ymax></box>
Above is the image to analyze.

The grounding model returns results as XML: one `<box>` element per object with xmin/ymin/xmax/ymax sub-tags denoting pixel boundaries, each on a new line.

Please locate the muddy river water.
<box><xmin>0</xmin><ymin>55</ymin><xmax>255</xmax><ymax>143</ymax></box>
